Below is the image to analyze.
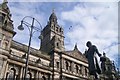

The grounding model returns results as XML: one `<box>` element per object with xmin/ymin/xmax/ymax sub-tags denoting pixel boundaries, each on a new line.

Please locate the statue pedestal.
<box><xmin>88</xmin><ymin>75</ymin><xmax>94</xmax><ymax>80</ymax></box>
<box><xmin>99</xmin><ymin>74</ymin><xmax>108</xmax><ymax>80</ymax></box>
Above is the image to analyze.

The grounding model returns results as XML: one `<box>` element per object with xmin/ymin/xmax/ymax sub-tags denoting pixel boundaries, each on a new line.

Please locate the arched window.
<box><xmin>51</xmin><ymin>24</ymin><xmax>54</xmax><ymax>29</ymax></box>
<box><xmin>56</xmin><ymin>42</ymin><xmax>59</xmax><ymax>47</ymax></box>
<box><xmin>4</xmin><ymin>20</ymin><xmax>7</xmax><ymax>26</ymax></box>
<box><xmin>7</xmin><ymin>68</ymin><xmax>16</xmax><ymax>80</ymax></box>
<box><xmin>69</xmin><ymin>62</ymin><xmax>72</xmax><ymax>71</ymax></box>
<box><xmin>85</xmin><ymin>68</ymin><xmax>88</xmax><ymax>76</ymax></box>
<box><xmin>56</xmin><ymin>27</ymin><xmax>58</xmax><ymax>32</ymax></box>
<box><xmin>42</xmin><ymin>76</ymin><xmax>46</xmax><ymax>80</ymax></box>
<box><xmin>26</xmin><ymin>72</ymin><xmax>32</xmax><ymax>80</ymax></box>
<box><xmin>3</xmin><ymin>41</ymin><xmax>8</xmax><ymax>49</ymax></box>
<box><xmin>107</xmin><ymin>66</ymin><xmax>111</xmax><ymax>71</ymax></box>
<box><xmin>79</xmin><ymin>64</ymin><xmax>82</xmax><ymax>74</ymax></box>
<box><xmin>60</xmin><ymin>28</ymin><xmax>62</xmax><ymax>32</ymax></box>
<box><xmin>76</xmin><ymin>65</ymin><xmax>79</xmax><ymax>73</ymax></box>
<box><xmin>56</xmin><ymin>62</ymin><xmax>59</xmax><ymax>68</ymax></box>
<box><xmin>66</xmin><ymin>61</ymin><xmax>69</xmax><ymax>70</ymax></box>
<box><xmin>0</xmin><ymin>13</ymin><xmax>5</xmax><ymax>23</ymax></box>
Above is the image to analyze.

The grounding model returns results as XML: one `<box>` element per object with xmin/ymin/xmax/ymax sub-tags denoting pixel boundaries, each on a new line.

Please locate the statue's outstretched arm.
<box><xmin>94</xmin><ymin>45</ymin><xmax>101</xmax><ymax>57</ymax></box>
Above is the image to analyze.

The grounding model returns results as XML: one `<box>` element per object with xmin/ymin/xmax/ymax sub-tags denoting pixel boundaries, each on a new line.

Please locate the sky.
<box><xmin>0</xmin><ymin>0</ymin><xmax>119</xmax><ymax>68</ymax></box>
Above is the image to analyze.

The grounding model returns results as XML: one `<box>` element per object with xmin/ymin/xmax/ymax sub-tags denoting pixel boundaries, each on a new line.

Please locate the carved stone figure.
<box><xmin>100</xmin><ymin>52</ymin><xmax>106</xmax><ymax>73</ymax></box>
<box><xmin>85</xmin><ymin>41</ymin><xmax>101</xmax><ymax>79</ymax></box>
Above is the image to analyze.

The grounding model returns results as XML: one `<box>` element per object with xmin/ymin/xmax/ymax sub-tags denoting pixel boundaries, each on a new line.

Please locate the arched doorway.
<box><xmin>6</xmin><ymin>68</ymin><xmax>16</xmax><ymax>80</ymax></box>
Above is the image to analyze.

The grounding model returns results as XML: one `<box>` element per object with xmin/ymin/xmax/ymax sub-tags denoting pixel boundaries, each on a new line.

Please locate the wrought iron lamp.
<box><xmin>18</xmin><ymin>16</ymin><xmax>42</xmax><ymax>80</ymax></box>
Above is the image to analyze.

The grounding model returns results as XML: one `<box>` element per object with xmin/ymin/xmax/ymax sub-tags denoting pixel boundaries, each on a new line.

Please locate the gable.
<box><xmin>64</xmin><ymin>50</ymin><xmax>88</xmax><ymax>63</ymax></box>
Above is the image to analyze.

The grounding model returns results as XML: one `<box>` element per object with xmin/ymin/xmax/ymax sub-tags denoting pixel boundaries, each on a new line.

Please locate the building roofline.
<box><xmin>11</xmin><ymin>40</ymin><xmax>51</xmax><ymax>61</ymax></box>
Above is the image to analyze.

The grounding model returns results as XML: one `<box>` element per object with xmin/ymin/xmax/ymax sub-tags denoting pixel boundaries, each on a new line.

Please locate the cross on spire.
<box><xmin>52</xmin><ymin>8</ymin><xmax>55</xmax><ymax>13</ymax></box>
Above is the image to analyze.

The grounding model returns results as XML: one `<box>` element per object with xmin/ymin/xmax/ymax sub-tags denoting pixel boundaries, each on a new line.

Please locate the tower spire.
<box><xmin>74</xmin><ymin>43</ymin><xmax>78</xmax><ymax>51</ymax></box>
<box><xmin>40</xmin><ymin>10</ymin><xmax>64</xmax><ymax>53</ymax></box>
<box><xmin>49</xmin><ymin>8</ymin><xmax>57</xmax><ymax>23</ymax></box>
<box><xmin>52</xmin><ymin>8</ymin><xmax>55</xmax><ymax>13</ymax></box>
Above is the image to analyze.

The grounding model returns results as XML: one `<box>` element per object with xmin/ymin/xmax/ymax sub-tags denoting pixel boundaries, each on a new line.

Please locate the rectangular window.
<box><xmin>57</xmin><ymin>62</ymin><xmax>59</xmax><ymax>68</ymax></box>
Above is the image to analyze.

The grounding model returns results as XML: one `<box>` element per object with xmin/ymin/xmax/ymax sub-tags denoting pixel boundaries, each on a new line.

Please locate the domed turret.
<box><xmin>49</xmin><ymin>9</ymin><xmax>57</xmax><ymax>23</ymax></box>
<box><xmin>0</xmin><ymin>0</ymin><xmax>13</xmax><ymax>30</ymax></box>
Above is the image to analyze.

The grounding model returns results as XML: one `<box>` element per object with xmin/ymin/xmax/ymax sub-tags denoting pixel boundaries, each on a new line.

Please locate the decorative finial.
<box><xmin>117</xmin><ymin>68</ymin><xmax>119</xmax><ymax>71</ymax></box>
<box><xmin>103</xmin><ymin>52</ymin><xmax>106</xmax><ymax>56</ymax></box>
<box><xmin>74</xmin><ymin>43</ymin><xmax>78</xmax><ymax>50</ymax></box>
<box><xmin>52</xmin><ymin>8</ymin><xmax>55</xmax><ymax>13</ymax></box>
<box><xmin>112</xmin><ymin>61</ymin><xmax>115</xmax><ymax>64</ymax></box>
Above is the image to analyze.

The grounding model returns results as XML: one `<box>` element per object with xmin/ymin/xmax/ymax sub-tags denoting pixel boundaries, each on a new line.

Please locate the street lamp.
<box><xmin>18</xmin><ymin>16</ymin><xmax>42</xmax><ymax>80</ymax></box>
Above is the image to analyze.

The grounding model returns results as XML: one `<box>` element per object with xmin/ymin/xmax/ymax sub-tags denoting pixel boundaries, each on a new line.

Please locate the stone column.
<box><xmin>0</xmin><ymin>56</ymin><xmax>8</xmax><ymax>79</ymax></box>
<box><xmin>19</xmin><ymin>67</ymin><xmax>23</xmax><ymax>80</ymax></box>
<box><xmin>49</xmin><ymin>74</ymin><xmax>52</xmax><ymax>80</ymax></box>
<box><xmin>62</xmin><ymin>58</ymin><xmax>64</xmax><ymax>69</ymax></box>
<box><xmin>35</xmin><ymin>71</ymin><xmax>39</xmax><ymax>80</ymax></box>
<box><xmin>71</xmin><ymin>62</ymin><xmax>74</xmax><ymax>73</ymax></box>
<box><xmin>38</xmin><ymin>72</ymin><xmax>42</xmax><ymax>79</ymax></box>
<box><xmin>3</xmin><ymin>62</ymin><xmax>8</xmax><ymax>80</ymax></box>
<box><xmin>82</xmin><ymin>66</ymin><xmax>85</xmax><ymax>77</ymax></box>
<box><xmin>1</xmin><ymin>36</ymin><xmax>5</xmax><ymax>47</ymax></box>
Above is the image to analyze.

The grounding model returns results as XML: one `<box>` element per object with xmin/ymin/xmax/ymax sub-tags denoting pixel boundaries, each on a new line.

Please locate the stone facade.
<box><xmin>0</xmin><ymin>0</ymin><xmax>119</xmax><ymax>80</ymax></box>
<box><xmin>0</xmin><ymin>1</ymin><xmax>88</xmax><ymax>80</ymax></box>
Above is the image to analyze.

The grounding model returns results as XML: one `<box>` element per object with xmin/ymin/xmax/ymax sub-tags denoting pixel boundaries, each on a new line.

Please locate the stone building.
<box><xmin>100</xmin><ymin>52</ymin><xmax>119</xmax><ymax>80</ymax></box>
<box><xmin>0</xmin><ymin>0</ymin><xmax>119</xmax><ymax>80</ymax></box>
<box><xmin>0</xmin><ymin>1</ymin><xmax>88</xmax><ymax>80</ymax></box>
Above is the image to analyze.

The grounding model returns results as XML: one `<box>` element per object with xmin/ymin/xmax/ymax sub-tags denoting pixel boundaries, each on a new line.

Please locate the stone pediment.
<box><xmin>64</xmin><ymin>49</ymin><xmax>88</xmax><ymax>63</ymax></box>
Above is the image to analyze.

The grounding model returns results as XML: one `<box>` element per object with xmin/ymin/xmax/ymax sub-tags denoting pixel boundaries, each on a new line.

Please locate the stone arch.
<box><xmin>26</xmin><ymin>72</ymin><xmax>32</xmax><ymax>80</ymax></box>
<box><xmin>6</xmin><ymin>65</ymin><xmax>21</xmax><ymax>80</ymax></box>
<box><xmin>42</xmin><ymin>76</ymin><xmax>46</xmax><ymax>80</ymax></box>
<box><xmin>60</xmin><ymin>28</ymin><xmax>62</xmax><ymax>32</ymax></box>
<box><xmin>8</xmin><ymin>66</ymin><xmax>19</xmax><ymax>75</ymax></box>
<box><xmin>76</xmin><ymin>65</ymin><xmax>79</xmax><ymax>73</ymax></box>
<box><xmin>6</xmin><ymin>68</ymin><xmax>16</xmax><ymax>80</ymax></box>
<box><xmin>2</xmin><ymin>41</ymin><xmax>8</xmax><ymax>49</ymax></box>
<box><xmin>79</xmin><ymin>64</ymin><xmax>82</xmax><ymax>74</ymax></box>
<box><xmin>65</xmin><ymin>61</ymin><xmax>69</xmax><ymax>70</ymax></box>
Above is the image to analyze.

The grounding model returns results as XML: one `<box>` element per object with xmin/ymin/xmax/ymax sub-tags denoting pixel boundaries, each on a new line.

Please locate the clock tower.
<box><xmin>40</xmin><ymin>10</ymin><xmax>65</xmax><ymax>53</ymax></box>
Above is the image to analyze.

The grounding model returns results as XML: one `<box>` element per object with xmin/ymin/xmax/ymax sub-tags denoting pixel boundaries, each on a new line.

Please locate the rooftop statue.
<box><xmin>100</xmin><ymin>52</ymin><xmax>107</xmax><ymax>73</ymax></box>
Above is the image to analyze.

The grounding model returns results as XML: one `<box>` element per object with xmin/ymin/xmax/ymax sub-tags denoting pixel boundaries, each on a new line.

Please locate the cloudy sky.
<box><xmin>1</xmin><ymin>0</ymin><xmax>119</xmax><ymax>68</ymax></box>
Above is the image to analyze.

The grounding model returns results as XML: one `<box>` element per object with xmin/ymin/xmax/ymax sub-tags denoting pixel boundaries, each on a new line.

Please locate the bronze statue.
<box><xmin>85</xmin><ymin>41</ymin><xmax>101</xmax><ymax>79</ymax></box>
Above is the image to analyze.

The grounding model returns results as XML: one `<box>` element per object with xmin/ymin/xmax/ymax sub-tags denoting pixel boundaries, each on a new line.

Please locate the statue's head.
<box><xmin>86</xmin><ymin>41</ymin><xmax>92</xmax><ymax>48</ymax></box>
<box><xmin>103</xmin><ymin>52</ymin><xmax>106</xmax><ymax>56</ymax></box>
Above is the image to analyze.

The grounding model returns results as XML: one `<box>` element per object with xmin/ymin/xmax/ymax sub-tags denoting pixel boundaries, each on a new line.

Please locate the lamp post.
<box><xmin>18</xmin><ymin>16</ymin><xmax>42</xmax><ymax>80</ymax></box>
